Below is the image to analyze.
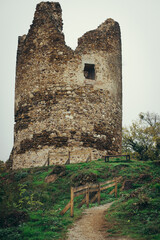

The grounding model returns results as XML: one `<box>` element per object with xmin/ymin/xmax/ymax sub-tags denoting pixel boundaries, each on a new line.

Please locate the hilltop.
<box><xmin>0</xmin><ymin>158</ymin><xmax>160</xmax><ymax>239</ymax></box>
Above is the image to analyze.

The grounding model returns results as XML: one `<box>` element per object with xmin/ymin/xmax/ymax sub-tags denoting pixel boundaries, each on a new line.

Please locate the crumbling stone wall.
<box><xmin>12</xmin><ymin>1</ymin><xmax>122</xmax><ymax>169</ymax></box>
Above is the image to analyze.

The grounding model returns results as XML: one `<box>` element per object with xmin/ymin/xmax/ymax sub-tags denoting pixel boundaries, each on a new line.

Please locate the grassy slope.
<box><xmin>105</xmin><ymin>161</ymin><xmax>160</xmax><ymax>240</ymax></box>
<box><xmin>0</xmin><ymin>158</ymin><xmax>160</xmax><ymax>240</ymax></box>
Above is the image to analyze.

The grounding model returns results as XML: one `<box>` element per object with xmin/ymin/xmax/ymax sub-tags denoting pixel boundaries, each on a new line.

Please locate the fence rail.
<box><xmin>60</xmin><ymin>176</ymin><xmax>122</xmax><ymax>217</ymax></box>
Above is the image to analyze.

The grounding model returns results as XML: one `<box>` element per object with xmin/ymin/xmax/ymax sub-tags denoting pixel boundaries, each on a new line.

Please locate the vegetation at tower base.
<box><xmin>123</xmin><ymin>112</ymin><xmax>160</xmax><ymax>161</ymax></box>
<box><xmin>0</xmin><ymin>158</ymin><xmax>160</xmax><ymax>239</ymax></box>
<box><xmin>0</xmin><ymin>161</ymin><xmax>6</xmax><ymax>173</ymax></box>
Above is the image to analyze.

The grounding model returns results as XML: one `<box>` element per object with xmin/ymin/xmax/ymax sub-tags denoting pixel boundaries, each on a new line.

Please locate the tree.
<box><xmin>123</xmin><ymin>112</ymin><xmax>160</xmax><ymax>160</ymax></box>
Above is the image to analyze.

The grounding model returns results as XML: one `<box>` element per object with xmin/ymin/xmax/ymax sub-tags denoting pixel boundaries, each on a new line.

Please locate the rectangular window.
<box><xmin>84</xmin><ymin>64</ymin><xmax>95</xmax><ymax>80</ymax></box>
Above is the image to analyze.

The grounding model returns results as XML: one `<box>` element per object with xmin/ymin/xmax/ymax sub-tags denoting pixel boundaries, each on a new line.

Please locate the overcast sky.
<box><xmin>0</xmin><ymin>0</ymin><xmax>160</xmax><ymax>161</ymax></box>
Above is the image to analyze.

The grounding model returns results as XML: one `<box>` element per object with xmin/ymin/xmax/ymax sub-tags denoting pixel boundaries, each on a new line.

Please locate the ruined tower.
<box><xmin>12</xmin><ymin>2</ymin><xmax>122</xmax><ymax>169</ymax></box>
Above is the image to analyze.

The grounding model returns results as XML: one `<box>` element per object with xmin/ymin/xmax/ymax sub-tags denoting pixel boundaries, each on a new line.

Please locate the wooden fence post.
<box><xmin>115</xmin><ymin>182</ymin><xmax>117</xmax><ymax>198</ymax></box>
<box><xmin>47</xmin><ymin>151</ymin><xmax>50</xmax><ymax>166</ymax></box>
<box><xmin>70</xmin><ymin>187</ymin><xmax>74</xmax><ymax>217</ymax></box>
<box><xmin>68</xmin><ymin>151</ymin><xmax>70</xmax><ymax>164</ymax></box>
<box><xmin>98</xmin><ymin>184</ymin><xmax>101</xmax><ymax>205</ymax></box>
<box><xmin>90</xmin><ymin>150</ymin><xmax>92</xmax><ymax>161</ymax></box>
<box><xmin>86</xmin><ymin>185</ymin><xmax>89</xmax><ymax>208</ymax></box>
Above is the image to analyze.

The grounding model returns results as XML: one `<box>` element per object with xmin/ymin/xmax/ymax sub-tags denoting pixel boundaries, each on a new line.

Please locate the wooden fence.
<box><xmin>44</xmin><ymin>149</ymin><xmax>92</xmax><ymax>166</ymax></box>
<box><xmin>60</xmin><ymin>176</ymin><xmax>122</xmax><ymax>217</ymax></box>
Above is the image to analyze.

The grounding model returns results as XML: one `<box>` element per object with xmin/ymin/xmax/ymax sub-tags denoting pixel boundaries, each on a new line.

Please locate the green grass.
<box><xmin>105</xmin><ymin>161</ymin><xmax>160</xmax><ymax>240</ymax></box>
<box><xmin>0</xmin><ymin>158</ymin><xmax>160</xmax><ymax>239</ymax></box>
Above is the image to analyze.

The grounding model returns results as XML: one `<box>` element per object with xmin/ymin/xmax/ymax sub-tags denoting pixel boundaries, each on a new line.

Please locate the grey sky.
<box><xmin>0</xmin><ymin>0</ymin><xmax>160</xmax><ymax>161</ymax></box>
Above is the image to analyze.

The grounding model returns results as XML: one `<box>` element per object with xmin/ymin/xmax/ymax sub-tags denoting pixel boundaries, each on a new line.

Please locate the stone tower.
<box><xmin>12</xmin><ymin>2</ymin><xmax>122</xmax><ymax>169</ymax></box>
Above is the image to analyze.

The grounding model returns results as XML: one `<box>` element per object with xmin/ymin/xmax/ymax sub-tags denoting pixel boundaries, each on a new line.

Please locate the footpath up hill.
<box><xmin>0</xmin><ymin>158</ymin><xmax>160</xmax><ymax>240</ymax></box>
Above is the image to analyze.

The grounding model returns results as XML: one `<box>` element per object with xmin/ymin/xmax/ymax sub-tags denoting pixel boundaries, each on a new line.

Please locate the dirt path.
<box><xmin>66</xmin><ymin>202</ymin><xmax>133</xmax><ymax>240</ymax></box>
